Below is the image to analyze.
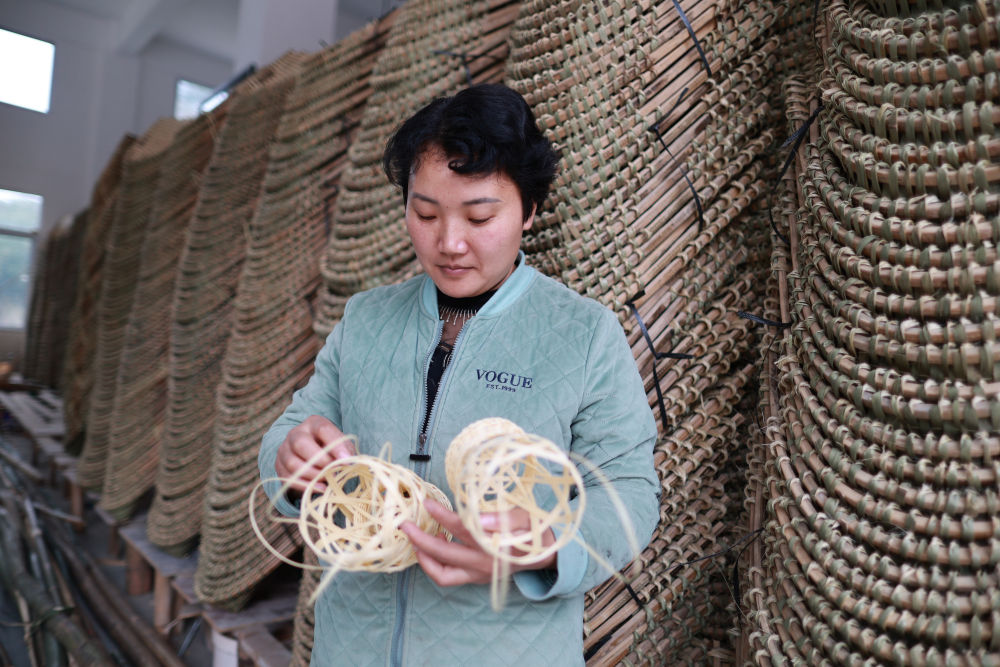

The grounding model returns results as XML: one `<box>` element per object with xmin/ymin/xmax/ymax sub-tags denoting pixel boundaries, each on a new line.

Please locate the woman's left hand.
<box><xmin>400</xmin><ymin>499</ymin><xmax>556</xmax><ymax>586</ymax></box>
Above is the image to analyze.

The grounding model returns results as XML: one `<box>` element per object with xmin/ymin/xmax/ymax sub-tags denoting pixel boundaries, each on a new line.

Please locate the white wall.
<box><xmin>0</xmin><ymin>0</ymin><xmax>232</xmax><ymax>369</ymax></box>
<box><xmin>0</xmin><ymin>0</ymin><xmax>232</xmax><ymax>235</ymax></box>
<box><xmin>0</xmin><ymin>0</ymin><xmax>401</xmax><ymax>371</ymax></box>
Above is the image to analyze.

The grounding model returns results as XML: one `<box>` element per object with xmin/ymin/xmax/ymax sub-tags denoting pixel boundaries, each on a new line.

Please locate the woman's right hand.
<box><xmin>275</xmin><ymin>415</ymin><xmax>356</xmax><ymax>491</ymax></box>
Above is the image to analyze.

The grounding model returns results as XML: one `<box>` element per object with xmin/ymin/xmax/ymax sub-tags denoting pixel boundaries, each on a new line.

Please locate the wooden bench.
<box><xmin>0</xmin><ymin>389</ymin><xmax>86</xmax><ymax>527</ymax></box>
<box><xmin>117</xmin><ymin>515</ymin><xmax>199</xmax><ymax>636</ymax></box>
<box><xmin>172</xmin><ymin>572</ymin><xmax>296</xmax><ymax>667</ymax></box>
<box><xmin>0</xmin><ymin>389</ymin><xmax>65</xmax><ymax>441</ymax></box>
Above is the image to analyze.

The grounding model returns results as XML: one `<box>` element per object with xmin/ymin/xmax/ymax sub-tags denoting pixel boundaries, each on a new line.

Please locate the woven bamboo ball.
<box><xmin>299</xmin><ymin>454</ymin><xmax>451</xmax><ymax>573</ymax></box>
<box><xmin>447</xmin><ymin>419</ymin><xmax>585</xmax><ymax>565</ymax></box>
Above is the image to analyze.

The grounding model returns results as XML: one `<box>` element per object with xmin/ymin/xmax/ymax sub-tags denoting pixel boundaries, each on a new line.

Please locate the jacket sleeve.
<box><xmin>257</xmin><ymin>317</ymin><xmax>346</xmax><ymax>517</ymax></box>
<box><xmin>515</xmin><ymin>309</ymin><xmax>659</xmax><ymax>599</ymax></box>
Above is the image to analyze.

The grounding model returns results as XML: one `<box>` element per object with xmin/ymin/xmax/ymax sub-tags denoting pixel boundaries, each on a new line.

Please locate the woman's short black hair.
<box><xmin>383</xmin><ymin>83</ymin><xmax>560</xmax><ymax>221</ymax></box>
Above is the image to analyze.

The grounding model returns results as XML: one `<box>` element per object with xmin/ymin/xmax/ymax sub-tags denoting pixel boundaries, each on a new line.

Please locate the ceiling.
<box><xmin>44</xmin><ymin>0</ymin><xmax>398</xmax><ymax>63</ymax></box>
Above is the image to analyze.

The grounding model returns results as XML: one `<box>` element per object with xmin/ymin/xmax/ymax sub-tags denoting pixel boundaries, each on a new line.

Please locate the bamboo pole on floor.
<box><xmin>0</xmin><ymin>491</ymin><xmax>109</xmax><ymax>664</ymax></box>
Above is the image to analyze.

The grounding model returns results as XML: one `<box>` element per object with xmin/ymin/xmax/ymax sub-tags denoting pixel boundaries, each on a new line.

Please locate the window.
<box><xmin>174</xmin><ymin>79</ymin><xmax>214</xmax><ymax>120</ymax></box>
<box><xmin>0</xmin><ymin>189</ymin><xmax>43</xmax><ymax>329</ymax></box>
<box><xmin>0</xmin><ymin>29</ymin><xmax>55</xmax><ymax>113</ymax></box>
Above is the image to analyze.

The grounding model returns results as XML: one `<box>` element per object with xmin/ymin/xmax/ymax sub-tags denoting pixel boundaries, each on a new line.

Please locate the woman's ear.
<box><xmin>522</xmin><ymin>204</ymin><xmax>537</xmax><ymax>231</ymax></box>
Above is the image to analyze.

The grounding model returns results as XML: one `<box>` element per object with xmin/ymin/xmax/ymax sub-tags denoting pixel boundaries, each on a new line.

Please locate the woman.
<box><xmin>259</xmin><ymin>83</ymin><xmax>658</xmax><ymax>666</ymax></box>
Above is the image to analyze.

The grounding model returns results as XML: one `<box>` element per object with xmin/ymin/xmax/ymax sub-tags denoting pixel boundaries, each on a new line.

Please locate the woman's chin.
<box><xmin>431</xmin><ymin>274</ymin><xmax>477</xmax><ymax>298</ymax></box>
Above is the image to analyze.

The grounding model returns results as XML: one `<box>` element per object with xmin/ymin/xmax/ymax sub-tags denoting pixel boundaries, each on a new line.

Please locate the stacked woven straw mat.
<box><xmin>146</xmin><ymin>53</ymin><xmax>309</xmax><ymax>556</ymax></box>
<box><xmin>504</xmin><ymin>0</ymin><xmax>789</xmax><ymax>663</ymax></box>
<box><xmin>99</xmin><ymin>100</ymin><xmax>232</xmax><ymax>521</ymax></box>
<box><xmin>60</xmin><ymin>134</ymin><xmax>135</xmax><ymax>455</ymax></box>
<box><xmin>312</xmin><ymin>0</ymin><xmax>520</xmax><ymax>337</ymax></box>
<box><xmin>744</xmin><ymin>1</ymin><xmax>1000</xmax><ymax>665</ymax></box>
<box><xmin>76</xmin><ymin>117</ymin><xmax>182</xmax><ymax>492</ymax></box>
<box><xmin>24</xmin><ymin>209</ymin><xmax>89</xmax><ymax>389</ymax></box>
<box><xmin>192</xmin><ymin>17</ymin><xmax>396</xmax><ymax>610</ymax></box>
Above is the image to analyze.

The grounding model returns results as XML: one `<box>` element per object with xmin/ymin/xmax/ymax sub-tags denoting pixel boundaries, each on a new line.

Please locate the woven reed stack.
<box><xmin>23</xmin><ymin>209</ymin><xmax>89</xmax><ymax>389</ymax></box>
<box><xmin>312</xmin><ymin>0</ymin><xmax>520</xmax><ymax>337</ymax></box>
<box><xmin>145</xmin><ymin>53</ymin><xmax>309</xmax><ymax>556</ymax></box>
<box><xmin>490</xmin><ymin>0</ymin><xmax>787</xmax><ymax>662</ymax></box>
<box><xmin>76</xmin><ymin>118</ymin><xmax>182</xmax><ymax>490</ymax></box>
<box><xmin>744</xmin><ymin>1</ymin><xmax>1000</xmax><ymax>664</ymax></box>
<box><xmin>192</xmin><ymin>16</ymin><xmax>396</xmax><ymax>610</ymax></box>
<box><xmin>59</xmin><ymin>134</ymin><xmax>135</xmax><ymax>454</ymax></box>
<box><xmin>99</xmin><ymin>101</ymin><xmax>233</xmax><ymax>521</ymax></box>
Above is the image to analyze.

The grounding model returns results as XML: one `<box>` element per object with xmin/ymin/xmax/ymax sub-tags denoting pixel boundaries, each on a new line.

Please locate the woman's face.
<box><xmin>406</xmin><ymin>148</ymin><xmax>534</xmax><ymax>298</ymax></box>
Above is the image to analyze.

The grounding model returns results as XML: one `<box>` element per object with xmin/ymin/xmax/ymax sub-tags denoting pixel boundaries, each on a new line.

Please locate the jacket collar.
<box><xmin>420</xmin><ymin>250</ymin><xmax>537</xmax><ymax>319</ymax></box>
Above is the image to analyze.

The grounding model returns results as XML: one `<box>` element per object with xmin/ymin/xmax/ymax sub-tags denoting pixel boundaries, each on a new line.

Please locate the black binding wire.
<box><xmin>321</xmin><ymin>181</ymin><xmax>340</xmax><ymax>238</ymax></box>
<box><xmin>666</xmin><ymin>528</ymin><xmax>764</xmax><ymax>577</ymax></box>
<box><xmin>660</xmin><ymin>527</ymin><xmax>764</xmax><ymax>625</ymax></box>
<box><xmin>737</xmin><ymin>311</ymin><xmax>791</xmax><ymax>329</ymax></box>
<box><xmin>767</xmin><ymin>102</ymin><xmax>823</xmax><ymax>246</ymax></box>
<box><xmin>582</xmin><ymin>579</ymin><xmax>648</xmax><ymax>661</ymax></box>
<box><xmin>730</xmin><ymin>527</ymin><xmax>766</xmax><ymax>628</ymax></box>
<box><xmin>433</xmin><ymin>50</ymin><xmax>505</xmax><ymax>88</ymax></box>
<box><xmin>738</xmin><ymin>311</ymin><xmax>792</xmax><ymax>433</ymax></box>
<box><xmin>627</xmin><ymin>291</ymin><xmax>697</xmax><ymax>433</ymax></box>
<box><xmin>670</xmin><ymin>0</ymin><xmax>712</xmax><ymax>78</ymax></box>
<box><xmin>651</xmin><ymin>87</ymin><xmax>706</xmax><ymax>234</ymax></box>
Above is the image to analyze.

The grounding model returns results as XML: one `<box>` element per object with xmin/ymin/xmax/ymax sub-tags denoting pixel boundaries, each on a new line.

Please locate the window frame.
<box><xmin>0</xmin><ymin>195</ymin><xmax>41</xmax><ymax>332</ymax></box>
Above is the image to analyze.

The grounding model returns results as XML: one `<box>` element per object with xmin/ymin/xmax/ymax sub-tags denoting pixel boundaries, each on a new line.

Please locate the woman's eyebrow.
<box><xmin>411</xmin><ymin>192</ymin><xmax>502</xmax><ymax>206</ymax></box>
<box><xmin>411</xmin><ymin>192</ymin><xmax>438</xmax><ymax>204</ymax></box>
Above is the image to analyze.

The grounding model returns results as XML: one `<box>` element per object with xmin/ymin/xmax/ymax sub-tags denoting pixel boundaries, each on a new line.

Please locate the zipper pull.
<box><xmin>410</xmin><ymin>433</ymin><xmax>430</xmax><ymax>462</ymax></box>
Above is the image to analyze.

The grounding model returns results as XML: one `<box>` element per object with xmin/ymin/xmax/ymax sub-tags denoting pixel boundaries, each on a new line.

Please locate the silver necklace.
<box><xmin>438</xmin><ymin>305</ymin><xmax>476</xmax><ymax>326</ymax></box>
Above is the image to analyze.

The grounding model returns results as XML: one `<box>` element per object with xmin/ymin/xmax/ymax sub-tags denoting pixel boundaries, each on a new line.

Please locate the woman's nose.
<box><xmin>438</xmin><ymin>219</ymin><xmax>468</xmax><ymax>254</ymax></box>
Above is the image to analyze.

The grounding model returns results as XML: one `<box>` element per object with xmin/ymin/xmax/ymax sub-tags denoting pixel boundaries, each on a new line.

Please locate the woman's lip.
<box><xmin>440</xmin><ymin>265</ymin><xmax>471</xmax><ymax>274</ymax></box>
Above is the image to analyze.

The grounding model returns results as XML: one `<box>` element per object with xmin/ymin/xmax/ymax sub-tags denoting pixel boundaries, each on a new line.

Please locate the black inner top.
<box><xmin>415</xmin><ymin>288</ymin><xmax>497</xmax><ymax>457</ymax></box>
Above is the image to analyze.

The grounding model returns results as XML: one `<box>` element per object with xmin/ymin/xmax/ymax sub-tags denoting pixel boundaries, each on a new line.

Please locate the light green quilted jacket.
<box><xmin>259</xmin><ymin>255</ymin><xmax>658</xmax><ymax>667</ymax></box>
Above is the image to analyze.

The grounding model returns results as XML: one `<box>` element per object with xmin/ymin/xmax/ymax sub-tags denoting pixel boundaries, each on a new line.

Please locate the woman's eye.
<box><xmin>416</xmin><ymin>213</ymin><xmax>435</xmax><ymax>221</ymax></box>
<box><xmin>469</xmin><ymin>217</ymin><xmax>490</xmax><ymax>224</ymax></box>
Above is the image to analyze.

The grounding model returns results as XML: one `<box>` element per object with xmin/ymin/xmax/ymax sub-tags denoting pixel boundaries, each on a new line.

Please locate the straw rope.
<box><xmin>146</xmin><ymin>52</ymin><xmax>308</xmax><ymax>555</ymax></box>
<box><xmin>60</xmin><ymin>134</ymin><xmax>136</xmax><ymax>454</ymax></box>
<box><xmin>76</xmin><ymin>118</ymin><xmax>183</xmax><ymax>490</ymax></box>
<box><xmin>193</xmin><ymin>16</ymin><xmax>396</xmax><ymax>610</ymax></box>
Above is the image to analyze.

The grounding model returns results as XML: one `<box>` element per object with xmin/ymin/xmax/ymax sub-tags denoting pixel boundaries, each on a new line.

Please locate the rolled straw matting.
<box><xmin>193</xmin><ymin>17</ymin><xmax>395</xmax><ymax>610</ymax></box>
<box><xmin>60</xmin><ymin>134</ymin><xmax>136</xmax><ymax>454</ymax></box>
<box><xmin>147</xmin><ymin>53</ymin><xmax>308</xmax><ymax>555</ymax></box>
<box><xmin>76</xmin><ymin>118</ymin><xmax>183</xmax><ymax>490</ymax></box>
<box><xmin>496</xmin><ymin>0</ymin><xmax>791</xmax><ymax>660</ymax></box>
<box><xmin>24</xmin><ymin>209</ymin><xmax>89</xmax><ymax>389</ymax></box>
<box><xmin>100</xmin><ymin>103</ymin><xmax>231</xmax><ymax>521</ymax></box>
<box><xmin>313</xmin><ymin>0</ymin><xmax>520</xmax><ymax>337</ymax></box>
<box><xmin>743</xmin><ymin>1</ymin><xmax>1000</xmax><ymax>662</ymax></box>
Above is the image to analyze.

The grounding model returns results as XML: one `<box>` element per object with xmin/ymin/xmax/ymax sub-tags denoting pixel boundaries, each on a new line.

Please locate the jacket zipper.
<box><xmin>389</xmin><ymin>319</ymin><xmax>469</xmax><ymax>665</ymax></box>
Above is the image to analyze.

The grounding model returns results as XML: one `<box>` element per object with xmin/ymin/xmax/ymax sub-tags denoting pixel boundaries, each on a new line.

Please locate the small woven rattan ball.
<box><xmin>299</xmin><ymin>454</ymin><xmax>451</xmax><ymax>573</ymax></box>
<box><xmin>445</xmin><ymin>417</ymin><xmax>526</xmax><ymax>492</ymax></box>
<box><xmin>447</xmin><ymin>419</ymin><xmax>585</xmax><ymax>565</ymax></box>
